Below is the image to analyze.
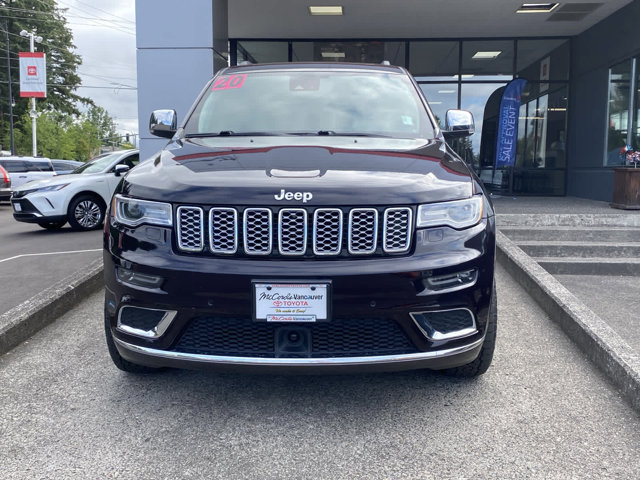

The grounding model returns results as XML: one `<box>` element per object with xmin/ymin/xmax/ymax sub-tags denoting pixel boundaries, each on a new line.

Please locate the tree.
<box><xmin>86</xmin><ymin>104</ymin><xmax>116</xmax><ymax>145</ymax></box>
<box><xmin>14</xmin><ymin>105</ymin><xmax>119</xmax><ymax>160</ymax></box>
<box><xmin>0</xmin><ymin>0</ymin><xmax>91</xmax><ymax>149</ymax></box>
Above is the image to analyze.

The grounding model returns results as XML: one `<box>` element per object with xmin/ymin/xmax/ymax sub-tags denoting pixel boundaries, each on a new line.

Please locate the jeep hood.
<box><xmin>123</xmin><ymin>138</ymin><xmax>474</xmax><ymax>206</ymax></box>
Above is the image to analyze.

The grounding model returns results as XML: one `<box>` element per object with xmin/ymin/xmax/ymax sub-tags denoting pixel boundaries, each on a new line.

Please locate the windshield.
<box><xmin>184</xmin><ymin>70</ymin><xmax>436</xmax><ymax>139</ymax></box>
<box><xmin>72</xmin><ymin>152</ymin><xmax>123</xmax><ymax>174</ymax></box>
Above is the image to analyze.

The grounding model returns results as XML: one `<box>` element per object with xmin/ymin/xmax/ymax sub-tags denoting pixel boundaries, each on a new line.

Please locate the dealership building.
<box><xmin>135</xmin><ymin>0</ymin><xmax>640</xmax><ymax>201</ymax></box>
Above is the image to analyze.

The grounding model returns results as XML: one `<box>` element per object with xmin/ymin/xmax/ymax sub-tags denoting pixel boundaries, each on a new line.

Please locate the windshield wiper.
<box><xmin>282</xmin><ymin>131</ymin><xmax>393</xmax><ymax>138</ymax></box>
<box><xmin>185</xmin><ymin>131</ymin><xmax>395</xmax><ymax>138</ymax></box>
<box><xmin>185</xmin><ymin>131</ymin><xmax>287</xmax><ymax>138</ymax></box>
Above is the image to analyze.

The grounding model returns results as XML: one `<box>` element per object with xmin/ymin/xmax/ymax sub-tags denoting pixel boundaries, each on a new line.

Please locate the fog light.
<box><xmin>117</xmin><ymin>306</ymin><xmax>176</xmax><ymax>338</ymax></box>
<box><xmin>410</xmin><ymin>309</ymin><xmax>476</xmax><ymax>341</ymax></box>
<box><xmin>421</xmin><ymin>269</ymin><xmax>477</xmax><ymax>294</ymax></box>
<box><xmin>116</xmin><ymin>266</ymin><xmax>163</xmax><ymax>289</ymax></box>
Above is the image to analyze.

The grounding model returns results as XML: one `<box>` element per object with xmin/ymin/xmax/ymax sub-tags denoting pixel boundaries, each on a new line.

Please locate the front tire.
<box><xmin>442</xmin><ymin>283</ymin><xmax>497</xmax><ymax>378</ymax></box>
<box><xmin>104</xmin><ymin>306</ymin><xmax>163</xmax><ymax>374</ymax></box>
<box><xmin>67</xmin><ymin>195</ymin><xmax>105</xmax><ymax>231</ymax></box>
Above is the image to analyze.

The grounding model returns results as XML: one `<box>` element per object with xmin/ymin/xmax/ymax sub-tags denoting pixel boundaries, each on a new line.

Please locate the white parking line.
<box><xmin>0</xmin><ymin>249</ymin><xmax>102</xmax><ymax>264</ymax></box>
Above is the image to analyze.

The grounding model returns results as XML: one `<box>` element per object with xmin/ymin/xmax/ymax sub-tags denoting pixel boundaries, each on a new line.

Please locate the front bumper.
<box><xmin>104</xmin><ymin>216</ymin><xmax>495</xmax><ymax>372</ymax></box>
<box><xmin>11</xmin><ymin>191</ymin><xmax>67</xmax><ymax>223</ymax></box>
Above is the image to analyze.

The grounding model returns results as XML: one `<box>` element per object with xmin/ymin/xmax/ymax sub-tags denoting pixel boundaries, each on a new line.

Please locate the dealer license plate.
<box><xmin>254</xmin><ymin>282</ymin><xmax>329</xmax><ymax>322</ymax></box>
<box><xmin>13</xmin><ymin>203</ymin><xmax>21</xmax><ymax>212</ymax></box>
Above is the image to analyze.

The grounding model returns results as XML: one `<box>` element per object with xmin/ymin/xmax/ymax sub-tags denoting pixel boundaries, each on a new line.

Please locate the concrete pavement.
<box><xmin>0</xmin><ymin>202</ymin><xmax>102</xmax><ymax>314</ymax></box>
<box><xmin>1</xmin><ymin>264</ymin><xmax>638</xmax><ymax>479</ymax></box>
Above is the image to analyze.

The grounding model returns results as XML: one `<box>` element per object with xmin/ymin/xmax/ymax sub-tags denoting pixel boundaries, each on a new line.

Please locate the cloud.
<box><xmin>64</xmin><ymin>0</ymin><xmax>138</xmax><ymax>135</ymax></box>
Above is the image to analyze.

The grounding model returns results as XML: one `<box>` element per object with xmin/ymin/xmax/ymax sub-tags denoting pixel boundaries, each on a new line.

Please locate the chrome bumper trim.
<box><xmin>409</xmin><ymin>308</ymin><xmax>477</xmax><ymax>341</ymax></box>
<box><xmin>116</xmin><ymin>307</ymin><xmax>177</xmax><ymax>339</ymax></box>
<box><xmin>114</xmin><ymin>336</ymin><xmax>483</xmax><ymax>367</ymax></box>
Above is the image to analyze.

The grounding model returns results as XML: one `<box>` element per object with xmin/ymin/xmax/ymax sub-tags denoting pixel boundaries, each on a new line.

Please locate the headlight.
<box><xmin>416</xmin><ymin>196</ymin><xmax>483</xmax><ymax>229</ymax></box>
<box><xmin>33</xmin><ymin>183</ymin><xmax>69</xmax><ymax>193</ymax></box>
<box><xmin>113</xmin><ymin>194</ymin><xmax>172</xmax><ymax>227</ymax></box>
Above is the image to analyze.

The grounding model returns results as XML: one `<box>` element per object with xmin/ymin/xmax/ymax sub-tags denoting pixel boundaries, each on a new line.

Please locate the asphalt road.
<box><xmin>0</xmin><ymin>201</ymin><xmax>103</xmax><ymax>314</ymax></box>
<box><xmin>1</xmin><ymin>264</ymin><xmax>638</xmax><ymax>479</ymax></box>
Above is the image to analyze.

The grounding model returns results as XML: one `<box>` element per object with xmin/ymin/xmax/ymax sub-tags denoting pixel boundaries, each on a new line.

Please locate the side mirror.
<box><xmin>149</xmin><ymin>109</ymin><xmax>177</xmax><ymax>138</ymax></box>
<box><xmin>114</xmin><ymin>164</ymin><xmax>130</xmax><ymax>177</ymax></box>
<box><xmin>443</xmin><ymin>109</ymin><xmax>475</xmax><ymax>139</ymax></box>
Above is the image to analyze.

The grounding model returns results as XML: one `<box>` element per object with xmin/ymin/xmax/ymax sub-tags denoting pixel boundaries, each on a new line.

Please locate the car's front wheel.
<box><xmin>441</xmin><ymin>283</ymin><xmax>497</xmax><ymax>378</ymax></box>
<box><xmin>67</xmin><ymin>195</ymin><xmax>105</xmax><ymax>231</ymax></box>
<box><xmin>104</xmin><ymin>306</ymin><xmax>163</xmax><ymax>374</ymax></box>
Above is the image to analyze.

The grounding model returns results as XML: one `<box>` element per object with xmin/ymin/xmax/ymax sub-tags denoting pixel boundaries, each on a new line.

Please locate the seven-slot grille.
<box><xmin>176</xmin><ymin>206</ymin><xmax>412</xmax><ymax>257</ymax></box>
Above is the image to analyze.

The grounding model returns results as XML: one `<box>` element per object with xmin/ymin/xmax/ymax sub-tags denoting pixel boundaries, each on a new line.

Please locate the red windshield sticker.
<box><xmin>212</xmin><ymin>74</ymin><xmax>246</xmax><ymax>91</ymax></box>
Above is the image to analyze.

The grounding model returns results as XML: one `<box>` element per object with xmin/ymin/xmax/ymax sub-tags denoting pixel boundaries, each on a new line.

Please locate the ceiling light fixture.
<box><xmin>321</xmin><ymin>51</ymin><xmax>346</xmax><ymax>58</ymax></box>
<box><xmin>472</xmin><ymin>51</ymin><xmax>502</xmax><ymax>60</ymax></box>
<box><xmin>309</xmin><ymin>6</ymin><xmax>344</xmax><ymax>15</ymax></box>
<box><xmin>516</xmin><ymin>3</ymin><xmax>559</xmax><ymax>13</ymax></box>
<box><xmin>438</xmin><ymin>90</ymin><xmax>456</xmax><ymax>94</ymax></box>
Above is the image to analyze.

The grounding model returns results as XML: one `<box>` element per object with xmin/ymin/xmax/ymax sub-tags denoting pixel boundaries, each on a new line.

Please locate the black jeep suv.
<box><xmin>104</xmin><ymin>62</ymin><xmax>496</xmax><ymax>376</ymax></box>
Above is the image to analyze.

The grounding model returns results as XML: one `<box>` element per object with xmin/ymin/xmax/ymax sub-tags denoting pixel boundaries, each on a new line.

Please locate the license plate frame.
<box><xmin>252</xmin><ymin>280</ymin><xmax>332</xmax><ymax>323</ymax></box>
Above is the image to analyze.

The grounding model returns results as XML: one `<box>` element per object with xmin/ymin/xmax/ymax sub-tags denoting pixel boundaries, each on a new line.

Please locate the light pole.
<box><xmin>19</xmin><ymin>29</ymin><xmax>43</xmax><ymax>157</ymax></box>
<box><xmin>2</xmin><ymin>21</ymin><xmax>15</xmax><ymax>154</ymax></box>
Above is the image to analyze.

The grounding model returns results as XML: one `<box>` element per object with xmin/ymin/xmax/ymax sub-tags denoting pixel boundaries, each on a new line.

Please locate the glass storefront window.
<box><xmin>512</xmin><ymin>84</ymin><xmax>567</xmax><ymax>195</ymax></box>
<box><xmin>291</xmin><ymin>41</ymin><xmax>405</xmax><ymax>65</ymax></box>
<box><xmin>606</xmin><ymin>60</ymin><xmax>632</xmax><ymax>166</ymax></box>
<box><xmin>517</xmin><ymin>39</ymin><xmax>570</xmax><ymax>81</ymax></box>
<box><xmin>409</xmin><ymin>41</ymin><xmax>459</xmax><ymax>79</ymax></box>
<box><xmin>461</xmin><ymin>83</ymin><xmax>507</xmax><ymax>171</ymax></box>
<box><xmin>461</xmin><ymin>40</ymin><xmax>514</xmax><ymax>81</ymax></box>
<box><xmin>237</xmin><ymin>41</ymin><xmax>288</xmax><ymax>63</ymax></box>
<box><xmin>418</xmin><ymin>84</ymin><xmax>459</xmax><ymax>129</ymax></box>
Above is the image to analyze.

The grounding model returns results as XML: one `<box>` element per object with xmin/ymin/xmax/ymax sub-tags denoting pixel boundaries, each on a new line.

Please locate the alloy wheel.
<box><xmin>74</xmin><ymin>200</ymin><xmax>102</xmax><ymax>229</ymax></box>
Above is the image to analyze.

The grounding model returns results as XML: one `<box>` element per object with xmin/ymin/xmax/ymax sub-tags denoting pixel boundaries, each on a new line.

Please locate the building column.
<box><xmin>135</xmin><ymin>0</ymin><xmax>228</xmax><ymax>160</ymax></box>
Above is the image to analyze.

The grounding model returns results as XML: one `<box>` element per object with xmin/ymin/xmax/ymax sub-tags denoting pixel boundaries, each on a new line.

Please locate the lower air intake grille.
<box><xmin>172</xmin><ymin>317</ymin><xmax>418</xmax><ymax>358</ymax></box>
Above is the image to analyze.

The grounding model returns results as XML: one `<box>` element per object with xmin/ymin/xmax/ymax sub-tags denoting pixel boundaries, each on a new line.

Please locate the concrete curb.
<box><xmin>498</xmin><ymin>213</ymin><xmax>640</xmax><ymax>227</ymax></box>
<box><xmin>0</xmin><ymin>258</ymin><xmax>104</xmax><ymax>356</ymax></box>
<box><xmin>496</xmin><ymin>231</ymin><xmax>640</xmax><ymax>413</ymax></box>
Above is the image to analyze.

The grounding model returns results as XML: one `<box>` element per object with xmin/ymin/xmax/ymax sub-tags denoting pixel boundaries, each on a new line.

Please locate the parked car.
<box><xmin>51</xmin><ymin>159</ymin><xmax>84</xmax><ymax>175</ymax></box>
<box><xmin>0</xmin><ymin>157</ymin><xmax>56</xmax><ymax>189</ymax></box>
<box><xmin>0</xmin><ymin>165</ymin><xmax>11</xmax><ymax>201</ymax></box>
<box><xmin>104</xmin><ymin>63</ymin><xmax>496</xmax><ymax>377</ymax></box>
<box><xmin>11</xmin><ymin>149</ymin><xmax>139</xmax><ymax>230</ymax></box>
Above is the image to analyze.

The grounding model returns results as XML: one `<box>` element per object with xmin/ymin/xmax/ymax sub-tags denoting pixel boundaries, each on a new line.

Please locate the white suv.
<box><xmin>0</xmin><ymin>157</ymin><xmax>56</xmax><ymax>189</ymax></box>
<box><xmin>11</xmin><ymin>149</ymin><xmax>139</xmax><ymax>230</ymax></box>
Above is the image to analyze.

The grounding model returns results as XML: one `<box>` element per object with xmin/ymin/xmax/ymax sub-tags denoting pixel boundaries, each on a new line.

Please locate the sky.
<box><xmin>60</xmin><ymin>0</ymin><xmax>138</xmax><ymax>137</ymax></box>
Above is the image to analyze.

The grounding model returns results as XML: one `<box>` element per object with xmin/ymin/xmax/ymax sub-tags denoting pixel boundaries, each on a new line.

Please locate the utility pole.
<box><xmin>3</xmin><ymin>21</ymin><xmax>15</xmax><ymax>154</ymax></box>
<box><xmin>20</xmin><ymin>29</ymin><xmax>42</xmax><ymax>157</ymax></box>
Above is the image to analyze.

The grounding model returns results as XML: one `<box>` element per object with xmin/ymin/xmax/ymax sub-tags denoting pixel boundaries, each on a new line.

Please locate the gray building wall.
<box><xmin>568</xmin><ymin>0</ymin><xmax>640</xmax><ymax>201</ymax></box>
<box><xmin>135</xmin><ymin>0</ymin><xmax>228</xmax><ymax>161</ymax></box>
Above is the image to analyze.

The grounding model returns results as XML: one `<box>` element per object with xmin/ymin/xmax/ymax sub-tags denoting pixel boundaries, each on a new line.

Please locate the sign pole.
<box><xmin>19</xmin><ymin>30</ymin><xmax>44</xmax><ymax>156</ymax></box>
<box><xmin>29</xmin><ymin>33</ymin><xmax>37</xmax><ymax>157</ymax></box>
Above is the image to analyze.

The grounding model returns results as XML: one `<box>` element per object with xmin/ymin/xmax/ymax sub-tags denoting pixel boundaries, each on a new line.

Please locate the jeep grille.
<box><xmin>176</xmin><ymin>206</ymin><xmax>412</xmax><ymax>257</ymax></box>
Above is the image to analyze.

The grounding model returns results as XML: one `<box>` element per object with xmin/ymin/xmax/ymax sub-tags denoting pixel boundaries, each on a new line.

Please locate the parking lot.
<box><xmin>0</xmin><ymin>202</ymin><xmax>102</xmax><ymax>313</ymax></box>
<box><xmin>1</xmin><ymin>264</ymin><xmax>638</xmax><ymax>479</ymax></box>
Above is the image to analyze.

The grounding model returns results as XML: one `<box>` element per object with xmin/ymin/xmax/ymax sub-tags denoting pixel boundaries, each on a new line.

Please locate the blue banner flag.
<box><xmin>495</xmin><ymin>78</ymin><xmax>527</xmax><ymax>168</ymax></box>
